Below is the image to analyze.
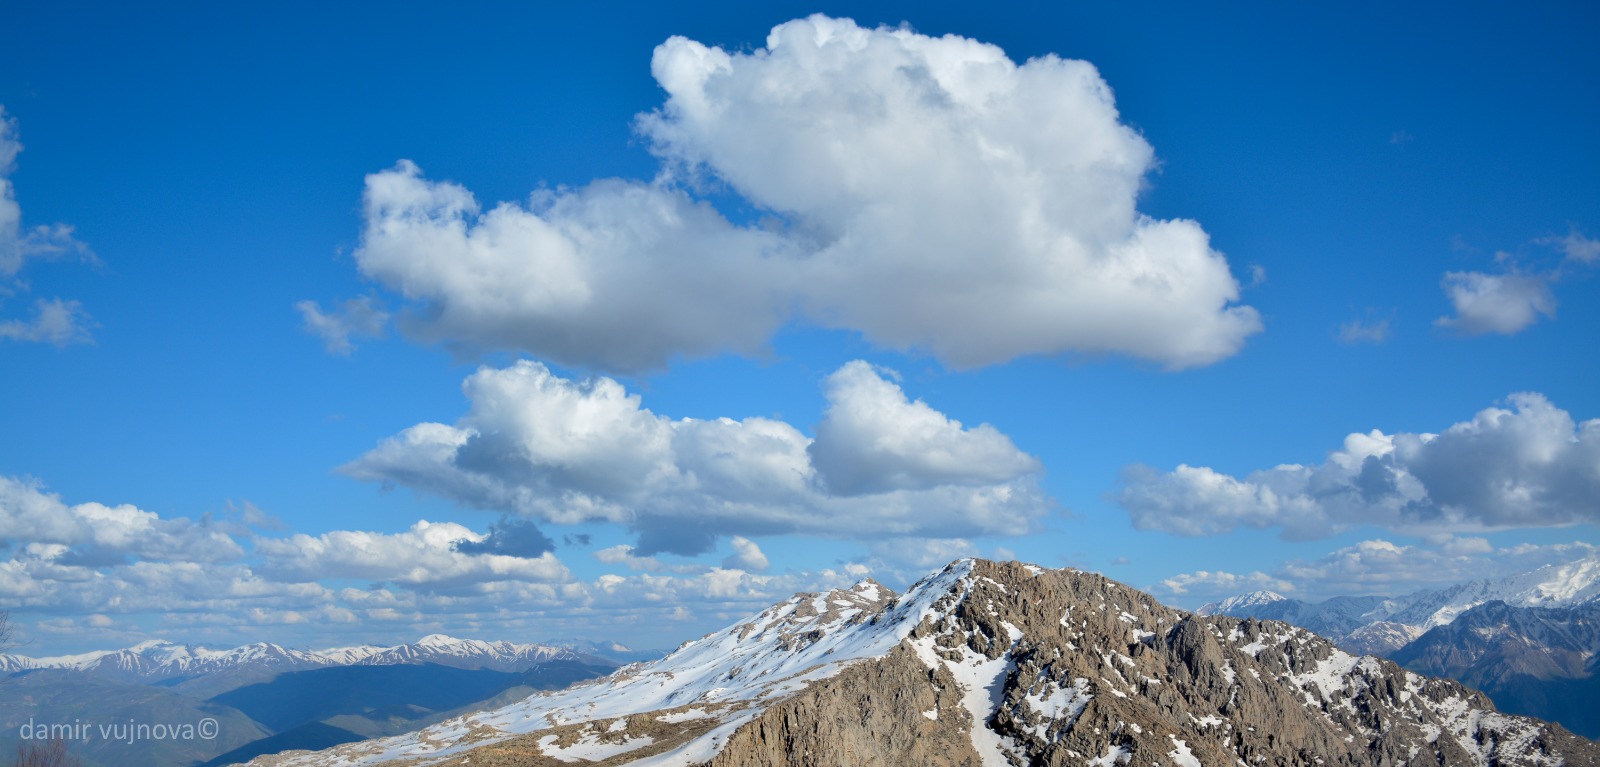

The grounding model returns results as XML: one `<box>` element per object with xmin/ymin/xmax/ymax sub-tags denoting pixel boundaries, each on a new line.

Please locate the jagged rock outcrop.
<box><xmin>243</xmin><ymin>560</ymin><xmax>1600</xmax><ymax>767</ymax></box>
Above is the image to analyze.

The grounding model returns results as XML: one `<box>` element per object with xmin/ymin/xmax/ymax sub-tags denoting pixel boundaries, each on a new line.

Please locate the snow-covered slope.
<box><xmin>246</xmin><ymin>573</ymin><xmax>948</xmax><ymax>766</ymax></box>
<box><xmin>244</xmin><ymin>560</ymin><xmax>1595</xmax><ymax>767</ymax></box>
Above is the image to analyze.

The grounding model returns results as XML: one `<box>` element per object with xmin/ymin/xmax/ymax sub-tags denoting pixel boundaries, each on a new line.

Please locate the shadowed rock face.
<box><xmin>246</xmin><ymin>560</ymin><xmax>1600</xmax><ymax>767</ymax></box>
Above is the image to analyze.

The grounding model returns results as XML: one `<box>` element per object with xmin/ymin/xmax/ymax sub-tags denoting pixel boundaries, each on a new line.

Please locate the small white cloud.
<box><xmin>1119</xmin><ymin>392</ymin><xmax>1600</xmax><ymax>538</ymax></box>
<box><xmin>1435</xmin><ymin>270</ymin><xmax>1555</xmax><ymax>335</ymax></box>
<box><xmin>809</xmin><ymin>361</ymin><xmax>1040</xmax><ymax>495</ymax></box>
<box><xmin>296</xmin><ymin>296</ymin><xmax>389</xmax><ymax>354</ymax></box>
<box><xmin>721</xmin><ymin>536</ymin><xmax>770</xmax><ymax>572</ymax></box>
<box><xmin>595</xmin><ymin>544</ymin><xmax>667</xmax><ymax>572</ymax></box>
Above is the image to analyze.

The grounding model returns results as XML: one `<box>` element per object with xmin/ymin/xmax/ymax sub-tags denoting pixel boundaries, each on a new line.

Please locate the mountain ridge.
<box><xmin>241</xmin><ymin>559</ymin><xmax>1599</xmax><ymax>767</ymax></box>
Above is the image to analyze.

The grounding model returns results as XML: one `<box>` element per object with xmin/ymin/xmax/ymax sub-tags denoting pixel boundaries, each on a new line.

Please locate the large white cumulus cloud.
<box><xmin>342</xmin><ymin>359</ymin><xmax>1049</xmax><ymax>554</ymax></box>
<box><xmin>1119</xmin><ymin>393</ymin><xmax>1600</xmax><ymax>538</ymax></box>
<box><xmin>350</xmin><ymin>16</ymin><xmax>1260</xmax><ymax>372</ymax></box>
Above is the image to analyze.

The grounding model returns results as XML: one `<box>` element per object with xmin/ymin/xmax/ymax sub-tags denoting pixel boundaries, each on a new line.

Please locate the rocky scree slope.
<box><xmin>242</xmin><ymin>560</ymin><xmax>1600</xmax><ymax>767</ymax></box>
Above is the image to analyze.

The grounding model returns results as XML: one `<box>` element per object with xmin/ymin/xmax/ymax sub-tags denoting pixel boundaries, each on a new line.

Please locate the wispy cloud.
<box><xmin>295</xmin><ymin>296</ymin><xmax>388</xmax><ymax>355</ymax></box>
<box><xmin>1541</xmin><ymin>227</ymin><xmax>1599</xmax><ymax>265</ymax></box>
<box><xmin>0</xmin><ymin>297</ymin><xmax>94</xmax><ymax>347</ymax></box>
<box><xmin>1336</xmin><ymin>309</ymin><xmax>1393</xmax><ymax>344</ymax></box>
<box><xmin>0</xmin><ymin>106</ymin><xmax>96</xmax><ymax>346</ymax></box>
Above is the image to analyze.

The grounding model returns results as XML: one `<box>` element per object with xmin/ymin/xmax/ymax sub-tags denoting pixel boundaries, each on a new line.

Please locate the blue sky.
<box><xmin>1</xmin><ymin>1</ymin><xmax>1596</xmax><ymax>654</ymax></box>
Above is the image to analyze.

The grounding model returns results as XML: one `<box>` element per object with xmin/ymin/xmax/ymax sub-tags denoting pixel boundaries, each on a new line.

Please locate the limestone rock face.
<box><xmin>245</xmin><ymin>560</ymin><xmax>1600</xmax><ymax>767</ymax></box>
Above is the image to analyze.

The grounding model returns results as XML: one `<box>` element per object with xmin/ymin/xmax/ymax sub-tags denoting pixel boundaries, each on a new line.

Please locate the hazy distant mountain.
<box><xmin>1202</xmin><ymin>554</ymin><xmax>1600</xmax><ymax>738</ymax></box>
<box><xmin>1199</xmin><ymin>592</ymin><xmax>1394</xmax><ymax>651</ymax></box>
<box><xmin>242</xmin><ymin>560</ymin><xmax>1597</xmax><ymax>767</ymax></box>
<box><xmin>344</xmin><ymin>634</ymin><xmax>608</xmax><ymax>671</ymax></box>
<box><xmin>1201</xmin><ymin>554</ymin><xmax>1600</xmax><ymax>654</ymax></box>
<box><xmin>0</xmin><ymin>634</ymin><xmax>603</xmax><ymax>685</ymax></box>
<box><xmin>1392</xmin><ymin>600</ymin><xmax>1600</xmax><ymax>738</ymax></box>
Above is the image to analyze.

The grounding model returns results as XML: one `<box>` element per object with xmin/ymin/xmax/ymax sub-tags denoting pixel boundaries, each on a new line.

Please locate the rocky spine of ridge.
<box><xmin>245</xmin><ymin>560</ymin><xmax>1600</xmax><ymax>767</ymax></box>
<box><xmin>707</xmin><ymin>561</ymin><xmax>1597</xmax><ymax>767</ymax></box>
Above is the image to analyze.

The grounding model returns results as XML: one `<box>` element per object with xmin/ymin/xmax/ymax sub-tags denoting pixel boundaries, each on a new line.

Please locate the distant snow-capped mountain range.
<box><xmin>0</xmin><ymin>634</ymin><xmax>627</xmax><ymax>682</ymax></box>
<box><xmin>1199</xmin><ymin>554</ymin><xmax>1600</xmax><ymax>655</ymax></box>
